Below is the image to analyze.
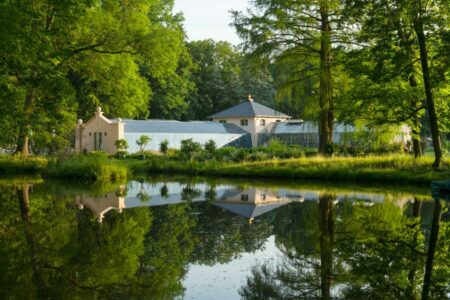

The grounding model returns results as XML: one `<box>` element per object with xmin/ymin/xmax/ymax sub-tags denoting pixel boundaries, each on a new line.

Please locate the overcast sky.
<box><xmin>173</xmin><ymin>0</ymin><xmax>251</xmax><ymax>45</ymax></box>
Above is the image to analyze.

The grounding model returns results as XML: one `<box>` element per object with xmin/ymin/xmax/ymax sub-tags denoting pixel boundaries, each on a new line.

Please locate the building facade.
<box><xmin>76</xmin><ymin>98</ymin><xmax>411</xmax><ymax>154</ymax></box>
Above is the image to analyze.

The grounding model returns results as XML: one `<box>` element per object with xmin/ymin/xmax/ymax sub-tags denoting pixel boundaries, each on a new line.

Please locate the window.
<box><xmin>260</xmin><ymin>119</ymin><xmax>266</xmax><ymax>126</ymax></box>
<box><xmin>241</xmin><ymin>194</ymin><xmax>249</xmax><ymax>201</ymax></box>
<box><xmin>262</xmin><ymin>194</ymin><xmax>266</xmax><ymax>200</ymax></box>
<box><xmin>94</xmin><ymin>132</ymin><xmax>103</xmax><ymax>151</ymax></box>
<box><xmin>219</xmin><ymin>120</ymin><xmax>226</xmax><ymax>124</ymax></box>
<box><xmin>240</xmin><ymin>119</ymin><xmax>248</xmax><ymax>126</ymax></box>
<box><xmin>104</xmin><ymin>132</ymin><xmax>107</xmax><ymax>136</ymax></box>
<box><xmin>276</xmin><ymin>120</ymin><xmax>281</xmax><ymax>123</ymax></box>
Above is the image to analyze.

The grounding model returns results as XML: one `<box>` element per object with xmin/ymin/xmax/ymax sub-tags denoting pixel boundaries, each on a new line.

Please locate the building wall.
<box><xmin>124</xmin><ymin>132</ymin><xmax>250</xmax><ymax>153</ymax></box>
<box><xmin>77</xmin><ymin>109</ymin><xmax>123</xmax><ymax>154</ymax></box>
<box><xmin>212</xmin><ymin>116</ymin><xmax>289</xmax><ymax>147</ymax></box>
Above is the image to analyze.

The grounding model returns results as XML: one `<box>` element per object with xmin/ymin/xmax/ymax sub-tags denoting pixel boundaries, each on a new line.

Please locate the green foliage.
<box><xmin>186</xmin><ymin>40</ymin><xmax>275</xmax><ymax>120</ymax></box>
<box><xmin>204</xmin><ymin>139</ymin><xmax>217</xmax><ymax>154</ymax></box>
<box><xmin>180</xmin><ymin>139</ymin><xmax>202</xmax><ymax>161</ymax></box>
<box><xmin>136</xmin><ymin>135</ymin><xmax>151</xmax><ymax>154</ymax></box>
<box><xmin>44</xmin><ymin>154</ymin><xmax>128</xmax><ymax>181</ymax></box>
<box><xmin>0</xmin><ymin>155</ymin><xmax>48</xmax><ymax>175</ymax></box>
<box><xmin>159</xmin><ymin>140</ymin><xmax>169</xmax><ymax>156</ymax></box>
<box><xmin>0</xmin><ymin>0</ymin><xmax>191</xmax><ymax>152</ymax></box>
<box><xmin>115</xmin><ymin>139</ymin><xmax>129</xmax><ymax>151</ymax></box>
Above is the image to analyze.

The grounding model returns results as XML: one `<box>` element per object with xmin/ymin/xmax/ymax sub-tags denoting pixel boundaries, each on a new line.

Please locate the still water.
<box><xmin>0</xmin><ymin>177</ymin><xmax>449</xmax><ymax>299</ymax></box>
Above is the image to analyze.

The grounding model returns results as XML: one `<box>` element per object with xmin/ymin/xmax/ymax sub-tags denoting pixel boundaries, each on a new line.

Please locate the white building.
<box><xmin>76</xmin><ymin>97</ymin><xmax>411</xmax><ymax>154</ymax></box>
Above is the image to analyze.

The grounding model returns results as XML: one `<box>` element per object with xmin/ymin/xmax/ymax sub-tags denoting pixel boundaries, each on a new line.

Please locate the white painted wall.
<box><xmin>124</xmin><ymin>132</ymin><xmax>246</xmax><ymax>153</ymax></box>
<box><xmin>212</xmin><ymin>116</ymin><xmax>289</xmax><ymax>147</ymax></box>
<box><xmin>77</xmin><ymin>108</ymin><xmax>123</xmax><ymax>154</ymax></box>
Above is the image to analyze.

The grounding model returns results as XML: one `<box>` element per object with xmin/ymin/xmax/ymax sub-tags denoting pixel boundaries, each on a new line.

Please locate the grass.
<box><xmin>44</xmin><ymin>154</ymin><xmax>128</xmax><ymax>181</ymax></box>
<box><xmin>131</xmin><ymin>154</ymin><xmax>450</xmax><ymax>185</ymax></box>
<box><xmin>0</xmin><ymin>155</ymin><xmax>48</xmax><ymax>175</ymax></box>
<box><xmin>0</xmin><ymin>153</ymin><xmax>448</xmax><ymax>185</ymax></box>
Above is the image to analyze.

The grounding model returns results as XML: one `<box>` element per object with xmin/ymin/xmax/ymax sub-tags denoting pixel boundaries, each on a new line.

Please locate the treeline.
<box><xmin>232</xmin><ymin>0</ymin><xmax>450</xmax><ymax>168</ymax></box>
<box><xmin>1</xmin><ymin>0</ymin><xmax>450</xmax><ymax>168</ymax></box>
<box><xmin>0</xmin><ymin>1</ymin><xmax>276</xmax><ymax>156</ymax></box>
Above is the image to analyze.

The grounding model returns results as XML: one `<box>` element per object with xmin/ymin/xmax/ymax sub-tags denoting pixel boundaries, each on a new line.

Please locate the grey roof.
<box><xmin>269</xmin><ymin>121</ymin><xmax>355</xmax><ymax>134</ymax></box>
<box><xmin>214</xmin><ymin>202</ymin><xmax>288</xmax><ymax>218</ymax></box>
<box><xmin>121</xmin><ymin>120</ymin><xmax>248</xmax><ymax>134</ymax></box>
<box><xmin>208</xmin><ymin>100</ymin><xmax>291</xmax><ymax>118</ymax></box>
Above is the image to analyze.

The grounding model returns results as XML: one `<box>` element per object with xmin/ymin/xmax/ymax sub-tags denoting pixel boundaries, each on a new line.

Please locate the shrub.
<box><xmin>44</xmin><ymin>154</ymin><xmax>127</xmax><ymax>181</ymax></box>
<box><xmin>115</xmin><ymin>139</ymin><xmax>128</xmax><ymax>151</ymax></box>
<box><xmin>136</xmin><ymin>135</ymin><xmax>151</xmax><ymax>155</ymax></box>
<box><xmin>114</xmin><ymin>139</ymin><xmax>129</xmax><ymax>158</ymax></box>
<box><xmin>160</xmin><ymin>140</ymin><xmax>169</xmax><ymax>156</ymax></box>
<box><xmin>204</xmin><ymin>139</ymin><xmax>217</xmax><ymax>154</ymax></box>
<box><xmin>180</xmin><ymin>139</ymin><xmax>202</xmax><ymax>161</ymax></box>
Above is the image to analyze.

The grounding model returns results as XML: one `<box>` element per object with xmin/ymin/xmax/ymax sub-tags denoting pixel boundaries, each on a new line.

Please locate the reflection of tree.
<box><xmin>339</xmin><ymin>199</ymin><xmax>449</xmax><ymax>300</ymax></box>
<box><xmin>240</xmin><ymin>197</ymin><xmax>450</xmax><ymax>299</ymax></box>
<box><xmin>137</xmin><ymin>181</ymin><xmax>151</xmax><ymax>202</ymax></box>
<box><xmin>421</xmin><ymin>198</ymin><xmax>448</xmax><ymax>300</ymax></box>
<box><xmin>240</xmin><ymin>194</ymin><xmax>337</xmax><ymax>299</ymax></box>
<box><xmin>160</xmin><ymin>183</ymin><xmax>169</xmax><ymax>199</ymax></box>
<box><xmin>191</xmin><ymin>202</ymin><xmax>273</xmax><ymax>265</ymax></box>
<box><xmin>181</xmin><ymin>183</ymin><xmax>202</xmax><ymax>202</ymax></box>
<box><xmin>0</xmin><ymin>182</ymin><xmax>197</xmax><ymax>299</ymax></box>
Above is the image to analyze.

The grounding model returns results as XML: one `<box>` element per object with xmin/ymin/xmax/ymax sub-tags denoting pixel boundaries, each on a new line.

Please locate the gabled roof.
<box><xmin>121</xmin><ymin>120</ymin><xmax>248</xmax><ymax>134</ymax></box>
<box><xmin>214</xmin><ymin>202</ymin><xmax>288</xmax><ymax>218</ymax></box>
<box><xmin>208</xmin><ymin>100</ymin><xmax>291</xmax><ymax>119</ymax></box>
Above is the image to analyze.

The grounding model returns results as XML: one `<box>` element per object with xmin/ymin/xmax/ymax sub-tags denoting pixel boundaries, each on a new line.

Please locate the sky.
<box><xmin>173</xmin><ymin>0</ymin><xmax>251</xmax><ymax>45</ymax></box>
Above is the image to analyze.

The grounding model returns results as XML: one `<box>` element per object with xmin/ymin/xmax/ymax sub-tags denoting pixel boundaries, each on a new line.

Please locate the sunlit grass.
<box><xmin>44</xmin><ymin>154</ymin><xmax>128</xmax><ymax>181</ymax></box>
<box><xmin>133</xmin><ymin>154</ymin><xmax>449</xmax><ymax>185</ymax></box>
<box><xmin>0</xmin><ymin>155</ymin><xmax>48</xmax><ymax>175</ymax></box>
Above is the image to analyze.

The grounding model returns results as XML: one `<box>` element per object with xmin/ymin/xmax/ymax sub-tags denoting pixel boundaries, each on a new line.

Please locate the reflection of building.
<box><xmin>75</xmin><ymin>182</ymin><xmax>306</xmax><ymax>222</ymax></box>
<box><xmin>76</xmin><ymin>190</ymin><xmax>125</xmax><ymax>222</ymax></box>
<box><xmin>214</xmin><ymin>188</ymin><xmax>303</xmax><ymax>223</ymax></box>
<box><xmin>75</xmin><ymin>181</ymin><xmax>417</xmax><ymax>223</ymax></box>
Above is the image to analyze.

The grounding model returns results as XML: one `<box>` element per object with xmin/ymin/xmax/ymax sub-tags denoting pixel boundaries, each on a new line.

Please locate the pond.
<box><xmin>0</xmin><ymin>177</ymin><xmax>449</xmax><ymax>299</ymax></box>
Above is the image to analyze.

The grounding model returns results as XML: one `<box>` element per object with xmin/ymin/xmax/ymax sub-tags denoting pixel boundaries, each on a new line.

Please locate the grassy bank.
<box><xmin>0</xmin><ymin>156</ymin><xmax>48</xmax><ymax>175</ymax></box>
<box><xmin>44</xmin><ymin>154</ymin><xmax>128</xmax><ymax>181</ymax></box>
<box><xmin>130</xmin><ymin>155</ymin><xmax>450</xmax><ymax>185</ymax></box>
<box><xmin>0</xmin><ymin>154</ymin><xmax>448</xmax><ymax>184</ymax></box>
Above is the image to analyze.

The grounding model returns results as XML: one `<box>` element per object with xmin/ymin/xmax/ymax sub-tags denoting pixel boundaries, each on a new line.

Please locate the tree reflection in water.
<box><xmin>240</xmin><ymin>195</ymin><xmax>450</xmax><ymax>299</ymax></box>
<box><xmin>0</xmin><ymin>180</ymin><xmax>448</xmax><ymax>299</ymax></box>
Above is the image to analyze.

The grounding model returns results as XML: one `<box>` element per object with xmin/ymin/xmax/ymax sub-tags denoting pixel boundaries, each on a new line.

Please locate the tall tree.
<box><xmin>0</xmin><ymin>0</ymin><xmax>187</xmax><ymax>155</ymax></box>
<box><xmin>186</xmin><ymin>40</ymin><xmax>243</xmax><ymax>120</ymax></box>
<box><xmin>232</xmin><ymin>0</ymin><xmax>348</xmax><ymax>153</ymax></box>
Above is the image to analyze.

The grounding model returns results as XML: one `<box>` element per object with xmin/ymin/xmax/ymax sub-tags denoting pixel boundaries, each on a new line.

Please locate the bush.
<box><xmin>204</xmin><ymin>139</ymin><xmax>217</xmax><ymax>154</ymax></box>
<box><xmin>114</xmin><ymin>139</ymin><xmax>128</xmax><ymax>152</ymax></box>
<box><xmin>160</xmin><ymin>140</ymin><xmax>169</xmax><ymax>156</ymax></box>
<box><xmin>44</xmin><ymin>154</ymin><xmax>128</xmax><ymax>181</ymax></box>
<box><xmin>136</xmin><ymin>135</ymin><xmax>151</xmax><ymax>155</ymax></box>
<box><xmin>180</xmin><ymin>139</ymin><xmax>202</xmax><ymax>161</ymax></box>
<box><xmin>114</xmin><ymin>150</ymin><xmax>129</xmax><ymax>159</ymax></box>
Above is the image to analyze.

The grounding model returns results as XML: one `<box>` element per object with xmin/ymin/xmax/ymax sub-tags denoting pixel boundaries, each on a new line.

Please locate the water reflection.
<box><xmin>0</xmin><ymin>179</ymin><xmax>448</xmax><ymax>299</ymax></box>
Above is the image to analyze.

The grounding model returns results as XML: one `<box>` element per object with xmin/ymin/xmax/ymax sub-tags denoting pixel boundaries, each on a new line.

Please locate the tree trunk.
<box><xmin>15</xmin><ymin>89</ymin><xmax>35</xmax><ymax>157</ymax></box>
<box><xmin>319</xmin><ymin>2</ymin><xmax>333</xmax><ymax>154</ymax></box>
<box><xmin>406</xmin><ymin>198</ymin><xmax>422</xmax><ymax>299</ymax></box>
<box><xmin>319</xmin><ymin>193</ymin><xmax>334</xmax><ymax>300</ymax></box>
<box><xmin>421</xmin><ymin>198</ymin><xmax>442</xmax><ymax>300</ymax></box>
<box><xmin>18</xmin><ymin>183</ymin><xmax>46</xmax><ymax>293</ymax></box>
<box><xmin>413</xmin><ymin>1</ymin><xmax>442</xmax><ymax>168</ymax></box>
